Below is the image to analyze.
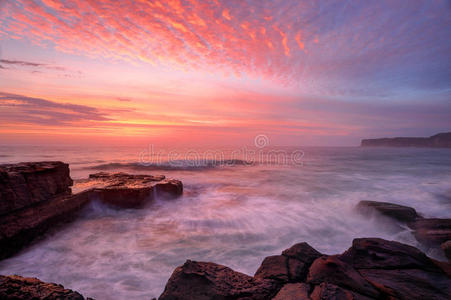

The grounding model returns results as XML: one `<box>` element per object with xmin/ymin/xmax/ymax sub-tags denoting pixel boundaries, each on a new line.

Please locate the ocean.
<box><xmin>0</xmin><ymin>145</ymin><xmax>450</xmax><ymax>299</ymax></box>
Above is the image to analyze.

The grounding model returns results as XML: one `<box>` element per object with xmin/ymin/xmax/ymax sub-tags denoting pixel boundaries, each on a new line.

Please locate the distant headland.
<box><xmin>361</xmin><ymin>132</ymin><xmax>451</xmax><ymax>148</ymax></box>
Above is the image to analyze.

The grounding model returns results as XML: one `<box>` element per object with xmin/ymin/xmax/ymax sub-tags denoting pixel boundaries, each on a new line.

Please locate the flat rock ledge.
<box><xmin>0</xmin><ymin>162</ymin><xmax>183</xmax><ymax>260</ymax></box>
<box><xmin>357</xmin><ymin>200</ymin><xmax>451</xmax><ymax>260</ymax></box>
<box><xmin>159</xmin><ymin>237</ymin><xmax>451</xmax><ymax>300</ymax></box>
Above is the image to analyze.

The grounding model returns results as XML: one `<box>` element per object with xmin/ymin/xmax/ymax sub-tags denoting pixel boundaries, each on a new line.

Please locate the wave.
<box><xmin>86</xmin><ymin>159</ymin><xmax>252</xmax><ymax>171</ymax></box>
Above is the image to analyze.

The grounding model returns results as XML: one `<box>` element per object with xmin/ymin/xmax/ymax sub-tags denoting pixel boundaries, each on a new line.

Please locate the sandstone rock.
<box><xmin>356</xmin><ymin>200</ymin><xmax>419</xmax><ymax>223</ymax></box>
<box><xmin>441</xmin><ymin>241</ymin><xmax>451</xmax><ymax>261</ymax></box>
<box><xmin>0</xmin><ymin>275</ymin><xmax>86</xmax><ymax>299</ymax></box>
<box><xmin>0</xmin><ymin>191</ymin><xmax>91</xmax><ymax>260</ymax></box>
<box><xmin>307</xmin><ymin>256</ymin><xmax>380</xmax><ymax>298</ymax></box>
<box><xmin>0</xmin><ymin>165</ymin><xmax>184</xmax><ymax>260</ymax></box>
<box><xmin>0</xmin><ymin>161</ymin><xmax>73</xmax><ymax>215</ymax></box>
<box><xmin>310</xmin><ymin>282</ymin><xmax>373</xmax><ymax>300</ymax></box>
<box><xmin>339</xmin><ymin>238</ymin><xmax>441</xmax><ymax>272</ymax></box>
<box><xmin>255</xmin><ymin>255</ymin><xmax>289</xmax><ymax>282</ymax></box>
<box><xmin>272</xmin><ymin>283</ymin><xmax>310</xmax><ymax>300</ymax></box>
<box><xmin>81</xmin><ymin>172</ymin><xmax>183</xmax><ymax>208</ymax></box>
<box><xmin>340</xmin><ymin>238</ymin><xmax>451</xmax><ymax>300</ymax></box>
<box><xmin>410</xmin><ymin>218</ymin><xmax>451</xmax><ymax>246</ymax></box>
<box><xmin>159</xmin><ymin>260</ymin><xmax>280</xmax><ymax>300</ymax></box>
<box><xmin>255</xmin><ymin>242</ymin><xmax>322</xmax><ymax>283</ymax></box>
<box><xmin>359</xmin><ymin>268</ymin><xmax>451</xmax><ymax>300</ymax></box>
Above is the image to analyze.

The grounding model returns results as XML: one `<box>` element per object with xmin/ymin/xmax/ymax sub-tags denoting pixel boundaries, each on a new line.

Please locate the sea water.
<box><xmin>0</xmin><ymin>145</ymin><xmax>450</xmax><ymax>299</ymax></box>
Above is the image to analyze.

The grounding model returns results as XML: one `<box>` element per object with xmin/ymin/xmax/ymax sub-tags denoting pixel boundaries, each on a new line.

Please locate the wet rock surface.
<box><xmin>356</xmin><ymin>200</ymin><xmax>451</xmax><ymax>260</ymax></box>
<box><xmin>357</xmin><ymin>200</ymin><xmax>420</xmax><ymax>223</ymax></box>
<box><xmin>79</xmin><ymin>172</ymin><xmax>183</xmax><ymax>208</ymax></box>
<box><xmin>0</xmin><ymin>275</ymin><xmax>87</xmax><ymax>299</ymax></box>
<box><xmin>0</xmin><ymin>163</ymin><xmax>183</xmax><ymax>260</ymax></box>
<box><xmin>158</xmin><ymin>238</ymin><xmax>451</xmax><ymax>299</ymax></box>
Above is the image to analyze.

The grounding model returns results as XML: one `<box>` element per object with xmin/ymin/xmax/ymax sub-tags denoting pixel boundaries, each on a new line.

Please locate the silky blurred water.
<box><xmin>0</xmin><ymin>145</ymin><xmax>450</xmax><ymax>299</ymax></box>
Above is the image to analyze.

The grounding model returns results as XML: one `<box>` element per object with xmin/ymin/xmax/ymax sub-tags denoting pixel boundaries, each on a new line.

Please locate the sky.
<box><xmin>0</xmin><ymin>0</ymin><xmax>450</xmax><ymax>146</ymax></box>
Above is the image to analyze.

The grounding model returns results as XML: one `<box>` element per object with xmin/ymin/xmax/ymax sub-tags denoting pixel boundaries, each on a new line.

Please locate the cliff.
<box><xmin>361</xmin><ymin>132</ymin><xmax>451</xmax><ymax>148</ymax></box>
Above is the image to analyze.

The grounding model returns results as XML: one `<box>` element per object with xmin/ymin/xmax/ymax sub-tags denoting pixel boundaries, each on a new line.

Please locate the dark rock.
<box><xmin>273</xmin><ymin>283</ymin><xmax>310</xmax><ymax>300</ymax></box>
<box><xmin>0</xmin><ymin>161</ymin><xmax>73</xmax><ymax>216</ymax></box>
<box><xmin>158</xmin><ymin>260</ymin><xmax>280</xmax><ymax>300</ymax></box>
<box><xmin>254</xmin><ymin>255</ymin><xmax>289</xmax><ymax>282</ymax></box>
<box><xmin>340</xmin><ymin>238</ymin><xmax>451</xmax><ymax>300</ymax></box>
<box><xmin>310</xmin><ymin>282</ymin><xmax>373</xmax><ymax>300</ymax></box>
<box><xmin>0</xmin><ymin>191</ymin><xmax>91</xmax><ymax>260</ymax></box>
<box><xmin>356</xmin><ymin>200</ymin><xmax>419</xmax><ymax>223</ymax></box>
<box><xmin>410</xmin><ymin>218</ymin><xmax>451</xmax><ymax>246</ymax></box>
<box><xmin>441</xmin><ymin>241</ymin><xmax>451</xmax><ymax>261</ymax></box>
<box><xmin>361</xmin><ymin>132</ymin><xmax>451</xmax><ymax>148</ymax></box>
<box><xmin>359</xmin><ymin>268</ymin><xmax>451</xmax><ymax>300</ymax></box>
<box><xmin>254</xmin><ymin>242</ymin><xmax>322</xmax><ymax>283</ymax></box>
<box><xmin>307</xmin><ymin>256</ymin><xmax>380</xmax><ymax>298</ymax></box>
<box><xmin>339</xmin><ymin>238</ymin><xmax>442</xmax><ymax>272</ymax></box>
<box><xmin>0</xmin><ymin>275</ymin><xmax>86</xmax><ymax>299</ymax></box>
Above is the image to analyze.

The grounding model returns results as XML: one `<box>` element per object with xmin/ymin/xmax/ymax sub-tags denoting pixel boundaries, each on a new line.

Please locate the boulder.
<box><xmin>310</xmin><ymin>282</ymin><xmax>373</xmax><ymax>300</ymax></box>
<box><xmin>340</xmin><ymin>238</ymin><xmax>451</xmax><ymax>300</ymax></box>
<box><xmin>0</xmin><ymin>161</ymin><xmax>73</xmax><ymax>215</ymax></box>
<box><xmin>339</xmin><ymin>238</ymin><xmax>441</xmax><ymax>272</ymax></box>
<box><xmin>272</xmin><ymin>283</ymin><xmax>310</xmax><ymax>300</ymax></box>
<box><xmin>158</xmin><ymin>260</ymin><xmax>280</xmax><ymax>300</ymax></box>
<box><xmin>255</xmin><ymin>242</ymin><xmax>322</xmax><ymax>283</ymax></box>
<box><xmin>0</xmin><ymin>275</ymin><xmax>87</xmax><ymax>299</ymax></box>
<box><xmin>307</xmin><ymin>256</ymin><xmax>380</xmax><ymax>298</ymax></box>
<box><xmin>356</xmin><ymin>200</ymin><xmax>419</xmax><ymax>223</ymax></box>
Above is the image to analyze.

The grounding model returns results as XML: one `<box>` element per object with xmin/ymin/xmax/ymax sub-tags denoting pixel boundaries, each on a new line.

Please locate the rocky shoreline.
<box><xmin>1</xmin><ymin>161</ymin><xmax>450</xmax><ymax>299</ymax></box>
<box><xmin>0</xmin><ymin>161</ymin><xmax>183</xmax><ymax>260</ymax></box>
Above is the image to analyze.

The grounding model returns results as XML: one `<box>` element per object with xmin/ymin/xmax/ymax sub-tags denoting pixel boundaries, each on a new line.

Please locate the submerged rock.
<box><xmin>356</xmin><ymin>200</ymin><xmax>419</xmax><ymax>223</ymax></box>
<box><xmin>0</xmin><ymin>275</ymin><xmax>87</xmax><ymax>299</ymax></box>
<box><xmin>159</xmin><ymin>238</ymin><xmax>451</xmax><ymax>300</ymax></box>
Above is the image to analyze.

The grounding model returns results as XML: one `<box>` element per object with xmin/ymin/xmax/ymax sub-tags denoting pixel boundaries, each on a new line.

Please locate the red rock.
<box><xmin>307</xmin><ymin>256</ymin><xmax>380</xmax><ymax>298</ymax></box>
<box><xmin>158</xmin><ymin>260</ymin><xmax>280</xmax><ymax>300</ymax></box>
<box><xmin>0</xmin><ymin>161</ymin><xmax>73</xmax><ymax>215</ymax></box>
<box><xmin>273</xmin><ymin>283</ymin><xmax>310</xmax><ymax>300</ymax></box>
<box><xmin>0</xmin><ymin>166</ymin><xmax>183</xmax><ymax>259</ymax></box>
<box><xmin>254</xmin><ymin>255</ymin><xmax>289</xmax><ymax>282</ymax></box>
<box><xmin>254</xmin><ymin>242</ymin><xmax>322</xmax><ymax>283</ymax></box>
<box><xmin>0</xmin><ymin>275</ymin><xmax>87</xmax><ymax>299</ymax></box>
<box><xmin>310</xmin><ymin>282</ymin><xmax>374</xmax><ymax>300</ymax></box>
<box><xmin>339</xmin><ymin>238</ymin><xmax>441</xmax><ymax>272</ymax></box>
<box><xmin>80</xmin><ymin>172</ymin><xmax>183</xmax><ymax>208</ymax></box>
